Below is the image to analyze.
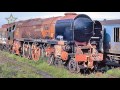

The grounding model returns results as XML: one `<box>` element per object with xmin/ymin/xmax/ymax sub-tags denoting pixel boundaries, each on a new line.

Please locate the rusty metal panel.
<box><xmin>60</xmin><ymin>13</ymin><xmax>77</xmax><ymax>20</ymax></box>
<box><xmin>13</xmin><ymin>17</ymin><xmax>61</xmax><ymax>39</ymax></box>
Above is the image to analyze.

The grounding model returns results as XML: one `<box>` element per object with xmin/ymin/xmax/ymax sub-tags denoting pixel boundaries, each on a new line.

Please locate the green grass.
<box><xmin>5</xmin><ymin>52</ymin><xmax>82</xmax><ymax>78</ymax></box>
<box><xmin>0</xmin><ymin>51</ymin><xmax>43</xmax><ymax>78</ymax></box>
<box><xmin>1</xmin><ymin>51</ymin><xmax>120</xmax><ymax>78</ymax></box>
<box><xmin>106</xmin><ymin>68</ymin><xmax>120</xmax><ymax>78</ymax></box>
<box><xmin>0</xmin><ymin>64</ymin><xmax>42</xmax><ymax>78</ymax></box>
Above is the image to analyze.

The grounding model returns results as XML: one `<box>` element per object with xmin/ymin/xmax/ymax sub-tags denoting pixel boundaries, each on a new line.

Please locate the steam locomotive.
<box><xmin>0</xmin><ymin>13</ymin><xmax>103</xmax><ymax>73</ymax></box>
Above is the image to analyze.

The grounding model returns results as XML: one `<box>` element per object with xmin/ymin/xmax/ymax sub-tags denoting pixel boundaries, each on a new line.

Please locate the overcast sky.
<box><xmin>0</xmin><ymin>12</ymin><xmax>120</xmax><ymax>27</ymax></box>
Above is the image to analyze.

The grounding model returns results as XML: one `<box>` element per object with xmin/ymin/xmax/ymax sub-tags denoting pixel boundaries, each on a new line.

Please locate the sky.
<box><xmin>0</xmin><ymin>12</ymin><xmax>120</xmax><ymax>27</ymax></box>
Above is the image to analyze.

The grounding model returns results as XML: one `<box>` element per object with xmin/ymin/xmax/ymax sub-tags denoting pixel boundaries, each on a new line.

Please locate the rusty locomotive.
<box><xmin>0</xmin><ymin>13</ymin><xmax>104</xmax><ymax>73</ymax></box>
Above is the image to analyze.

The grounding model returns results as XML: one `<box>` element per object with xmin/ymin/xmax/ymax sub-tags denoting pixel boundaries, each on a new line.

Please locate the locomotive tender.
<box><xmin>0</xmin><ymin>13</ymin><xmax>103</xmax><ymax>73</ymax></box>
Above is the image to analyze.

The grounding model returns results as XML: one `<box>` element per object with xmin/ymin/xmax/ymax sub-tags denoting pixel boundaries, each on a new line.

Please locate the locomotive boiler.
<box><xmin>5</xmin><ymin>13</ymin><xmax>101</xmax><ymax>44</ymax></box>
<box><xmin>55</xmin><ymin>13</ymin><xmax>94</xmax><ymax>42</ymax></box>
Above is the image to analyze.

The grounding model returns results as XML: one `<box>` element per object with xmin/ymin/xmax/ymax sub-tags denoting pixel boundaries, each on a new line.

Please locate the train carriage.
<box><xmin>101</xmin><ymin>19</ymin><xmax>120</xmax><ymax>66</ymax></box>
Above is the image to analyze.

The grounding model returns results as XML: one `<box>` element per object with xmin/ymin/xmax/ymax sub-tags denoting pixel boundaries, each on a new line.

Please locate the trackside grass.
<box><xmin>0</xmin><ymin>51</ymin><xmax>120</xmax><ymax>78</ymax></box>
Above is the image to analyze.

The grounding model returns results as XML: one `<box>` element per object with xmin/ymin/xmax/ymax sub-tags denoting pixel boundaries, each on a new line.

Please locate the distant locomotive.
<box><xmin>0</xmin><ymin>13</ymin><xmax>103</xmax><ymax>73</ymax></box>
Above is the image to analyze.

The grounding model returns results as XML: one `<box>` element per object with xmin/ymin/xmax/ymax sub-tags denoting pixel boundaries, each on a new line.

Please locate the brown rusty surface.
<box><xmin>75</xmin><ymin>54</ymin><xmax>88</xmax><ymax>62</ymax></box>
<box><xmin>45</xmin><ymin>46</ymin><xmax>54</xmax><ymax>57</ymax></box>
<box><xmin>0</xmin><ymin>13</ymin><xmax>83</xmax><ymax>47</ymax></box>
<box><xmin>12</xmin><ymin>41</ymin><xmax>21</xmax><ymax>55</ymax></box>
<box><xmin>31</xmin><ymin>44</ymin><xmax>41</xmax><ymax>61</ymax></box>
<box><xmin>61</xmin><ymin>51</ymin><xmax>68</xmax><ymax>61</ymax></box>
<box><xmin>2</xmin><ymin>23</ymin><xmax>15</xmax><ymax>28</ymax></box>
<box><xmin>2</xmin><ymin>13</ymin><xmax>81</xmax><ymax>40</ymax></box>
<box><xmin>0</xmin><ymin>28</ymin><xmax>7</xmax><ymax>31</ymax></box>
<box><xmin>60</xmin><ymin>13</ymin><xmax>77</xmax><ymax>20</ymax></box>
<box><xmin>12</xmin><ymin>17</ymin><xmax>61</xmax><ymax>39</ymax></box>
<box><xmin>54</xmin><ymin>45</ymin><xmax>62</xmax><ymax>57</ymax></box>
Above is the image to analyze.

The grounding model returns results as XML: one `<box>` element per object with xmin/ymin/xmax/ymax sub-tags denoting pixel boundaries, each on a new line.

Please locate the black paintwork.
<box><xmin>55</xmin><ymin>19</ymin><xmax>74</xmax><ymax>41</ymax></box>
<box><xmin>7</xmin><ymin>27</ymin><xmax>14</xmax><ymax>40</ymax></box>
<box><xmin>94</xmin><ymin>20</ymin><xmax>102</xmax><ymax>39</ymax></box>
<box><xmin>74</xmin><ymin>17</ymin><xmax>94</xmax><ymax>42</ymax></box>
<box><xmin>91</xmin><ymin>20</ymin><xmax>103</xmax><ymax>52</ymax></box>
<box><xmin>55</xmin><ymin>14</ymin><xmax>94</xmax><ymax>42</ymax></box>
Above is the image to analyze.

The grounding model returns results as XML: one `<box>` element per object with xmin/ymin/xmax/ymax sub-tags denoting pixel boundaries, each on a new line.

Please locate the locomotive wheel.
<box><xmin>41</xmin><ymin>48</ymin><xmax>46</xmax><ymax>58</ymax></box>
<box><xmin>9</xmin><ymin>45</ymin><xmax>13</xmax><ymax>54</ymax></box>
<box><xmin>31</xmin><ymin>44</ymin><xmax>35</xmax><ymax>60</ymax></box>
<box><xmin>47</xmin><ymin>55</ymin><xmax>54</xmax><ymax>65</ymax></box>
<box><xmin>54</xmin><ymin>58</ymin><xmax>62</xmax><ymax>67</ymax></box>
<box><xmin>68</xmin><ymin>59</ymin><xmax>77</xmax><ymax>73</ymax></box>
<box><xmin>76</xmin><ymin>62</ymin><xmax>80</xmax><ymax>73</ymax></box>
<box><xmin>33</xmin><ymin>48</ymin><xmax>40</xmax><ymax>61</ymax></box>
<box><xmin>19</xmin><ymin>47</ymin><xmax>23</xmax><ymax>57</ymax></box>
<box><xmin>92</xmin><ymin>62</ymin><xmax>104</xmax><ymax>73</ymax></box>
<box><xmin>93</xmin><ymin>62</ymin><xmax>101</xmax><ymax>73</ymax></box>
<box><xmin>32</xmin><ymin>46</ymin><xmax>41</xmax><ymax>61</ymax></box>
<box><xmin>83</xmin><ymin>68</ymin><xmax>88</xmax><ymax>75</ymax></box>
<box><xmin>12</xmin><ymin>49</ymin><xmax>16</xmax><ymax>54</ymax></box>
<box><xmin>24</xmin><ymin>45</ymin><xmax>30</xmax><ymax>59</ymax></box>
<box><xmin>4</xmin><ymin>45</ymin><xmax>9</xmax><ymax>52</ymax></box>
<box><xmin>36</xmin><ymin>47</ymin><xmax>41</xmax><ymax>61</ymax></box>
<box><xmin>0</xmin><ymin>45</ymin><xmax>3</xmax><ymax>51</ymax></box>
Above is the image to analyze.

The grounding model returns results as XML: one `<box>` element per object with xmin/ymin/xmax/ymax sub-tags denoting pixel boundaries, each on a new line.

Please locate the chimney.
<box><xmin>64</xmin><ymin>12</ymin><xmax>77</xmax><ymax>16</ymax></box>
<box><xmin>104</xmin><ymin>19</ymin><xmax>107</xmax><ymax>21</ymax></box>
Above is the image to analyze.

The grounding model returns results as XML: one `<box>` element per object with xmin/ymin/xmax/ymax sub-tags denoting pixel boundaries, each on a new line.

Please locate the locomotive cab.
<box><xmin>7</xmin><ymin>24</ymin><xmax>16</xmax><ymax>40</ymax></box>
